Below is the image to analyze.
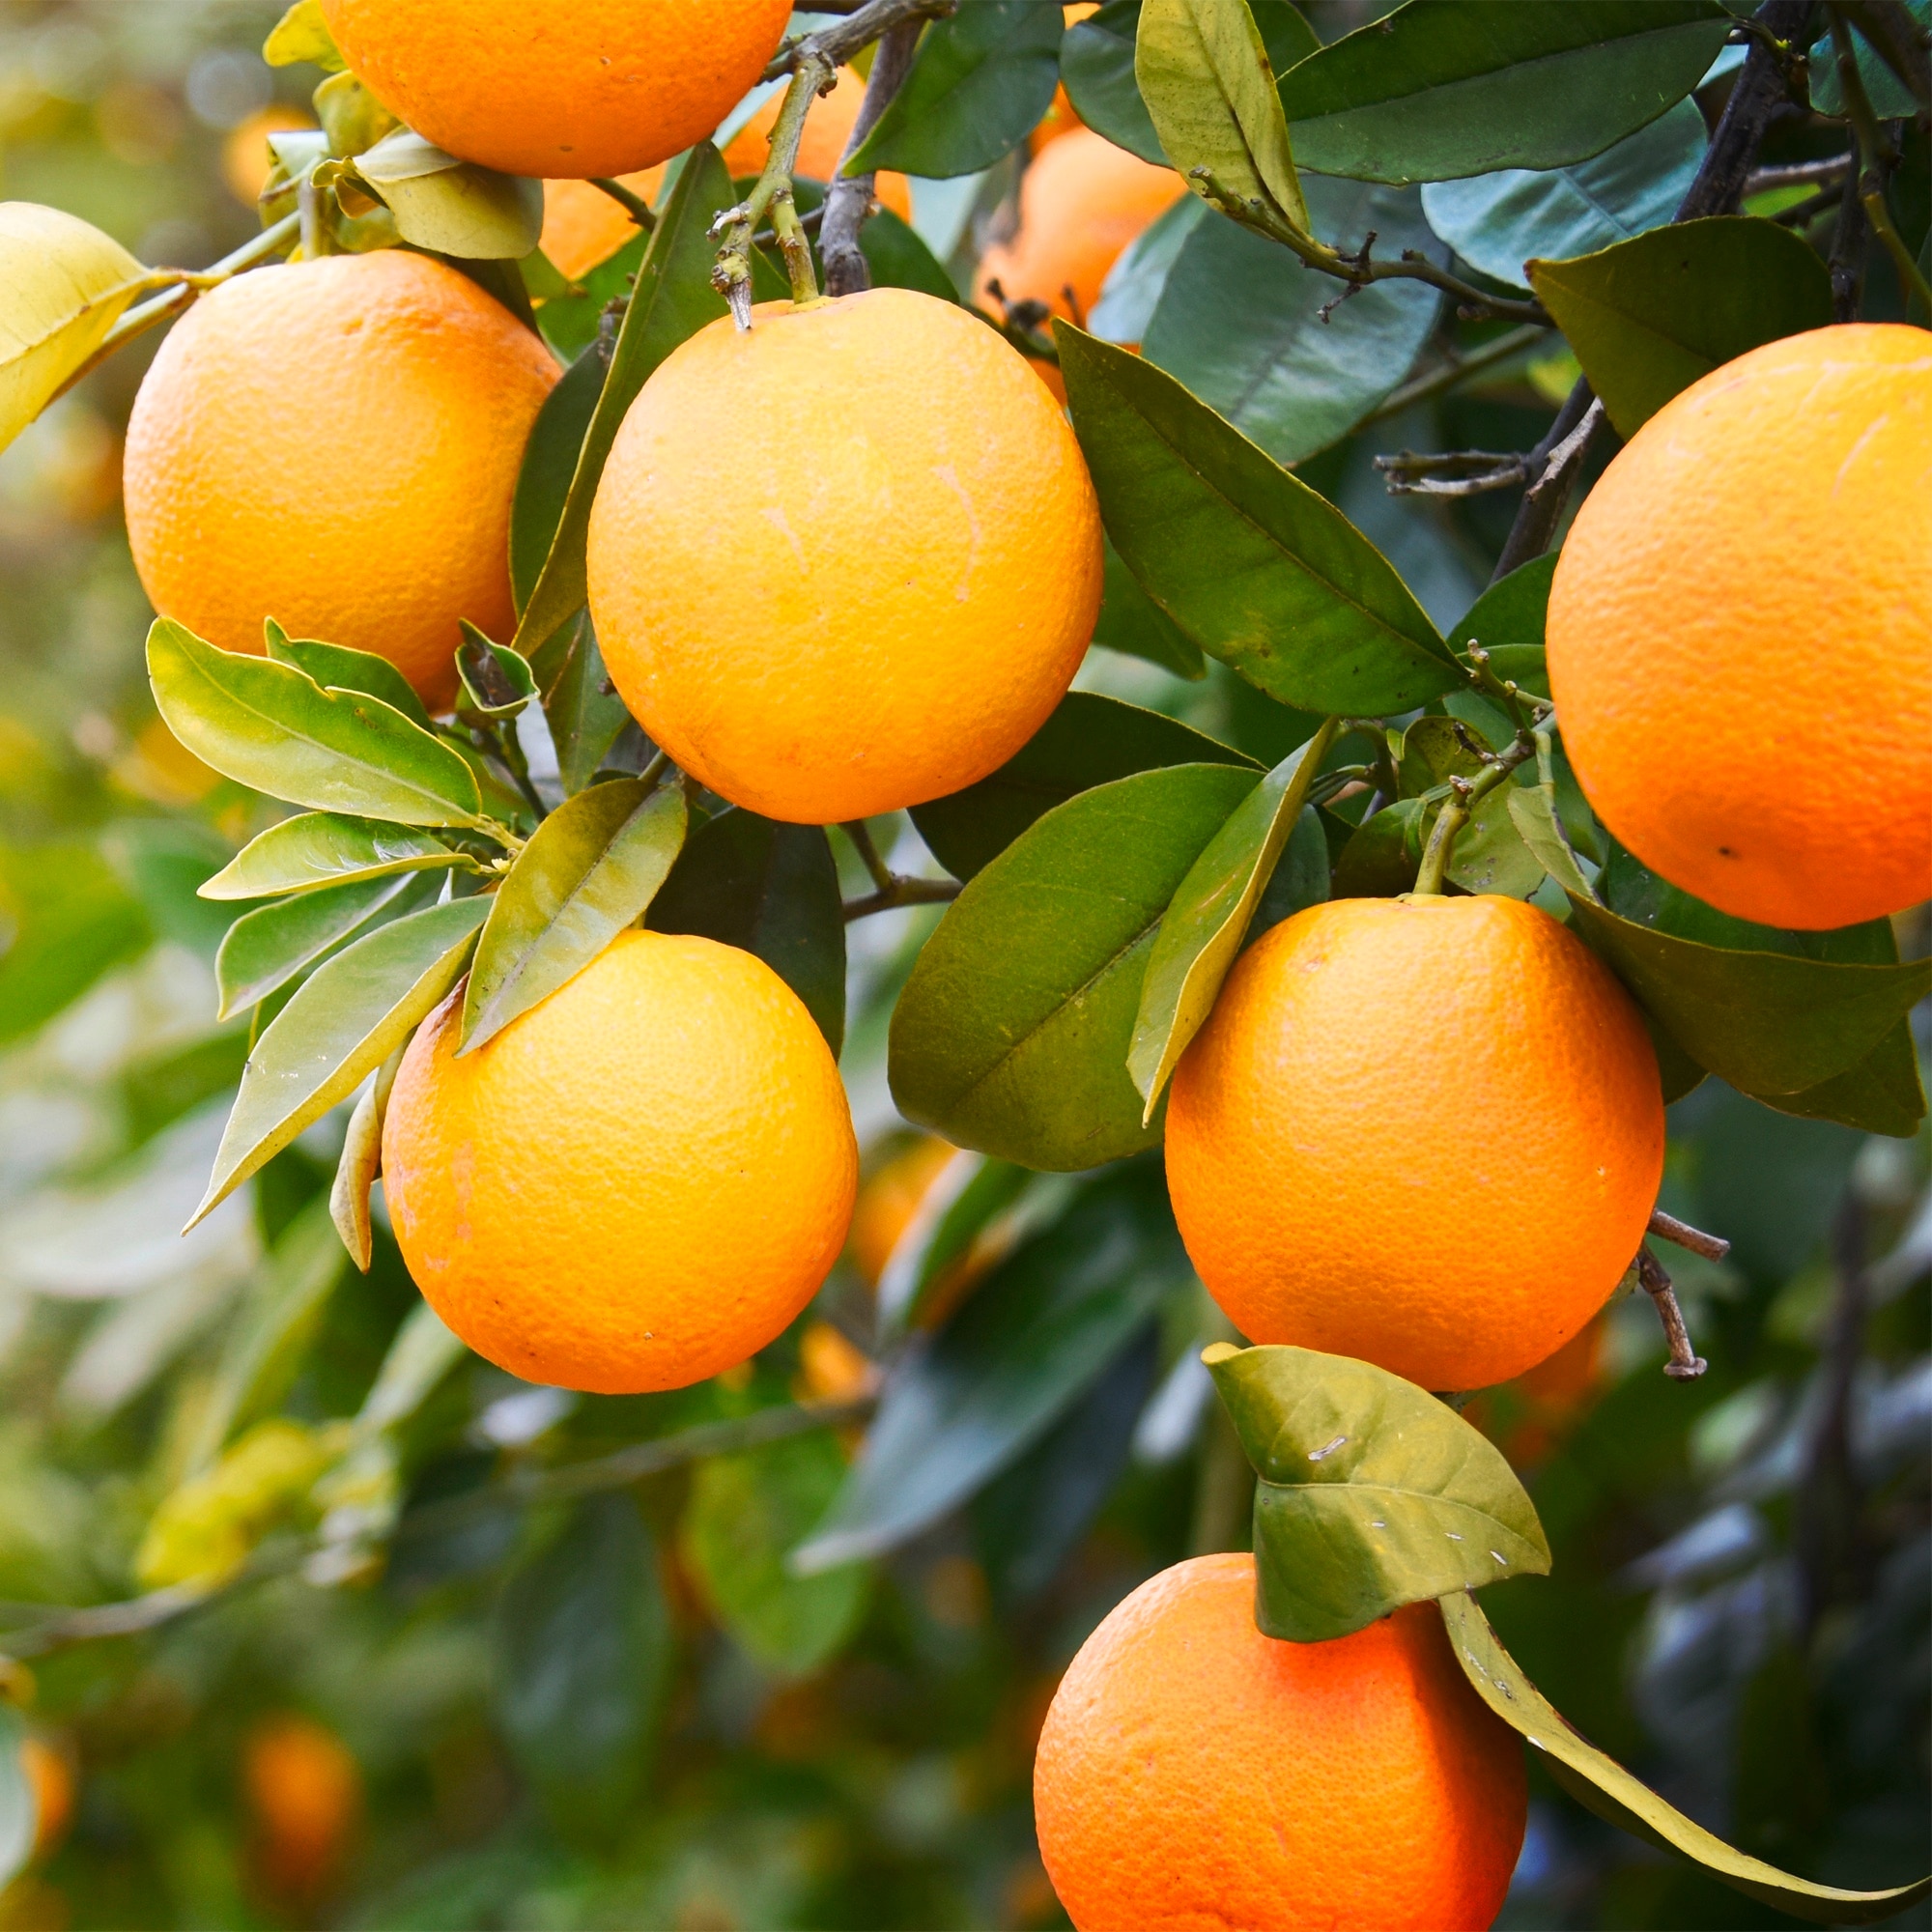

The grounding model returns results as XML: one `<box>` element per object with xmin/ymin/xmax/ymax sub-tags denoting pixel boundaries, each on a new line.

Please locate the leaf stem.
<box><xmin>1829</xmin><ymin>13</ymin><xmax>1932</xmax><ymax>312</ymax></box>
<box><xmin>839</xmin><ymin>819</ymin><xmax>895</xmax><ymax>892</ymax></box>
<box><xmin>589</xmin><ymin>176</ymin><xmax>656</xmax><ymax>232</ymax></box>
<box><xmin>1410</xmin><ymin>726</ymin><xmax>1539</xmax><ymax>895</ymax></box>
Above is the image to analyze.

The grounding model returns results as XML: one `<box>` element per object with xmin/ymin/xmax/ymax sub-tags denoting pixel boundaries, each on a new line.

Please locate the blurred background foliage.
<box><xmin>0</xmin><ymin>2</ymin><xmax>1924</xmax><ymax>1928</ymax></box>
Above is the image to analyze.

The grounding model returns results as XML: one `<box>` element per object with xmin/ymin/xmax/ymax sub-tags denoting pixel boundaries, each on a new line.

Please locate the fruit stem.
<box><xmin>1647</xmin><ymin>1208</ymin><xmax>1732</xmax><ymax>1264</ymax></box>
<box><xmin>1635</xmin><ymin>1246</ymin><xmax>1709</xmax><ymax>1379</ymax></box>
<box><xmin>588</xmin><ymin>177</ymin><xmax>655</xmax><ymax>234</ymax></box>
<box><xmin>711</xmin><ymin>50</ymin><xmax>835</xmax><ymax>323</ymax></box>
<box><xmin>1410</xmin><ymin>731</ymin><xmax>1538</xmax><ymax>895</ymax></box>
<box><xmin>1829</xmin><ymin>14</ymin><xmax>1932</xmax><ymax>313</ymax></box>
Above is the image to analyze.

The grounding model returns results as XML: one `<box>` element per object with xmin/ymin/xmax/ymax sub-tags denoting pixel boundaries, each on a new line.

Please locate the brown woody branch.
<box><xmin>763</xmin><ymin>0</ymin><xmax>953</xmax><ymax>81</ymax></box>
<box><xmin>821</xmin><ymin>16</ymin><xmax>924</xmax><ymax>298</ymax></box>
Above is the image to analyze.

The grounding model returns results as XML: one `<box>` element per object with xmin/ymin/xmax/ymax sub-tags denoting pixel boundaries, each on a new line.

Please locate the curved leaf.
<box><xmin>329</xmin><ymin>1044</ymin><xmax>401</xmax><ymax>1272</ymax></box>
<box><xmin>1278</xmin><ymin>0</ymin><xmax>1732</xmax><ymax>185</ymax></box>
<box><xmin>454</xmin><ymin>624</ymin><xmax>535</xmax><ymax>722</ymax></box>
<box><xmin>1440</xmin><ymin>1591</ymin><xmax>1932</xmax><ymax>1926</ymax></box>
<box><xmin>214</xmin><ymin>869</ymin><xmax>438</xmax><ymax>1020</ymax></box>
<box><xmin>531</xmin><ymin>612</ymin><xmax>632</xmax><ymax>798</ymax></box>
<box><xmin>346</xmin><ymin>129</ymin><xmax>542</xmax><ymax>259</ymax></box>
<box><xmin>1528</xmin><ymin>216</ymin><xmax>1833</xmax><ymax>438</ymax></box>
<box><xmin>1058</xmin><ymin>326</ymin><xmax>1461</xmax><ymax>716</ymax></box>
<box><xmin>511</xmin><ymin>332</ymin><xmax>610</xmax><ymax>614</ymax></box>
<box><xmin>1138</xmin><ymin>0</ymin><xmax>1307</xmax><ymax>230</ymax></box>
<box><xmin>1208</xmin><ymin>1343</ymin><xmax>1549</xmax><ymax>1642</ymax></box>
<box><xmin>461</xmin><ymin>778</ymin><xmax>687</xmax><ymax>1053</ymax></box>
<box><xmin>263</xmin><ymin>622</ymin><xmax>433</xmax><ymax>728</ymax></box>
<box><xmin>1129</xmin><ymin>720</ymin><xmax>1337</xmax><ymax>1116</ymax></box>
<box><xmin>0</xmin><ymin>201</ymin><xmax>160</xmax><ymax>454</ymax></box>
<box><xmin>148</xmin><ymin>620</ymin><xmax>485</xmax><ymax>828</ymax></box>
<box><xmin>847</xmin><ymin>0</ymin><xmax>1065</xmax><ymax>179</ymax></box>
<box><xmin>201</xmin><ymin>813</ymin><xmax>464</xmax><ymax>901</ymax></box>
<box><xmin>191</xmin><ymin>896</ymin><xmax>488</xmax><ymax>1228</ymax></box>
<box><xmin>890</xmin><ymin>762</ymin><xmax>1260</xmax><ymax>1169</ymax></box>
<box><xmin>911</xmin><ymin>691</ymin><xmax>1256</xmax><ymax>882</ymax></box>
<box><xmin>263</xmin><ymin>0</ymin><xmax>344</xmax><ymax>70</ymax></box>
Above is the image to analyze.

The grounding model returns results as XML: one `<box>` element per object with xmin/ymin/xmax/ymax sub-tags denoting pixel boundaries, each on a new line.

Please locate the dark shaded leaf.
<box><xmin>1091</xmin><ymin>538</ymin><xmax>1207</xmax><ymax>678</ymax></box>
<box><xmin>532</xmin><ymin>611</ymin><xmax>634</xmax><ymax>798</ymax></box>
<box><xmin>1332</xmin><ymin>795</ymin><xmax>1424</xmax><ymax>896</ymax></box>
<box><xmin>1756</xmin><ymin>1023</ymin><xmax>1925</xmax><ymax>1139</ymax></box>
<box><xmin>511</xmin><ymin>331</ymin><xmax>611</xmax><ymax>614</ymax></box>
<box><xmin>1445</xmin><ymin>553</ymin><xmax>1554</xmax><ymax>696</ymax></box>
<box><xmin>1244</xmin><ymin>800</ymin><xmax>1329</xmax><ymax>943</ymax></box>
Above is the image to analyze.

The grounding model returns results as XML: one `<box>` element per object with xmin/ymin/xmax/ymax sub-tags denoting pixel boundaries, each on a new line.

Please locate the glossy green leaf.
<box><xmin>496</xmin><ymin>1495</ymin><xmax>670</xmax><ymax>1828</ymax></box>
<box><xmin>1528</xmin><ymin>216</ymin><xmax>1833</xmax><ymax>438</ymax></box>
<box><xmin>454</xmin><ymin>623</ymin><xmax>536</xmax><ymax>722</ymax></box>
<box><xmin>148</xmin><ymin>620</ymin><xmax>485</xmax><ymax>829</ymax></box>
<box><xmin>214</xmin><ymin>869</ymin><xmax>437</xmax><ymax>1020</ymax></box>
<box><xmin>345</xmin><ymin>129</ymin><xmax>542</xmax><ymax>259</ymax></box>
<box><xmin>191</xmin><ymin>896</ymin><xmax>488</xmax><ymax>1227</ymax></box>
<box><xmin>1142</xmin><ymin>175</ymin><xmax>1441</xmax><ymax>468</ymax></box>
<box><xmin>1245</xmin><ymin>800</ymin><xmax>1330</xmax><ymax>942</ymax></box>
<box><xmin>891</xmin><ymin>762</ymin><xmax>1259</xmax><ymax>1169</ymax></box>
<box><xmin>512</xmin><ymin>145</ymin><xmax>733</xmax><ymax>661</ymax></box>
<box><xmin>1209</xmin><ymin>1343</ymin><xmax>1548</xmax><ymax>1638</ymax></box>
<box><xmin>200</xmin><ymin>813</ymin><xmax>464</xmax><ymax>901</ymax></box>
<box><xmin>1058</xmin><ymin>327</ymin><xmax>1462</xmax><ymax>716</ymax></box>
<box><xmin>1139</xmin><ymin>0</ymin><xmax>1306</xmax><ymax>229</ymax></box>
<box><xmin>1439</xmin><ymin>1591</ymin><xmax>1932</xmax><ymax>1926</ymax></box>
<box><xmin>795</xmin><ymin>1166</ymin><xmax>1188</xmax><ymax>1571</ymax></box>
<box><xmin>854</xmin><ymin>206</ymin><xmax>960</xmax><ymax>301</ymax></box>
<box><xmin>263</xmin><ymin>0</ymin><xmax>344</xmax><ymax>69</ymax></box>
<box><xmin>847</xmin><ymin>0</ymin><xmax>1064</xmax><ymax>179</ymax></box>
<box><xmin>1756</xmin><ymin>1022</ymin><xmax>1926</xmax><ymax>1139</ymax></box>
<box><xmin>1507</xmin><ymin>784</ymin><xmax>1595</xmax><ymax>899</ymax></box>
<box><xmin>684</xmin><ymin>1431</ymin><xmax>870</xmax><ymax>1676</ymax></box>
<box><xmin>648</xmin><ymin>809</ymin><xmax>845</xmax><ymax>1055</ymax></box>
<box><xmin>1278</xmin><ymin>1</ymin><xmax>1732</xmax><ymax>185</ymax></box>
<box><xmin>1422</xmin><ymin>98</ymin><xmax>1706</xmax><ymax>291</ymax></box>
<box><xmin>1130</xmin><ymin>720</ymin><xmax>1337</xmax><ymax>1116</ymax></box>
<box><xmin>1566</xmin><ymin>895</ymin><xmax>1932</xmax><ymax>1100</ymax></box>
<box><xmin>1092</xmin><ymin>537</ymin><xmax>1207</xmax><ymax>677</ymax></box>
<box><xmin>0</xmin><ymin>1705</ymin><xmax>30</xmax><ymax>1889</ymax></box>
<box><xmin>531</xmin><ymin>611</ymin><xmax>633</xmax><ymax>797</ymax></box>
<box><xmin>462</xmin><ymin>778</ymin><xmax>687</xmax><ymax>1053</ymax></box>
<box><xmin>1809</xmin><ymin>14</ymin><xmax>1924</xmax><ymax>118</ymax></box>
<box><xmin>263</xmin><ymin>621</ymin><xmax>433</xmax><ymax>729</ymax></box>
<box><xmin>911</xmin><ymin>691</ymin><xmax>1255</xmax><ymax>882</ymax></box>
<box><xmin>0</xmin><ymin>201</ymin><xmax>160</xmax><ymax>455</ymax></box>
<box><xmin>329</xmin><ymin>1044</ymin><xmax>401</xmax><ymax>1271</ymax></box>
<box><xmin>1445</xmin><ymin>554</ymin><xmax>1554</xmax><ymax>696</ymax></box>
<box><xmin>510</xmin><ymin>331</ymin><xmax>610</xmax><ymax>614</ymax></box>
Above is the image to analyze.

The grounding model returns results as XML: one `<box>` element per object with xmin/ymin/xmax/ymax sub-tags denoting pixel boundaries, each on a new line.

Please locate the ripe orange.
<box><xmin>848</xmin><ymin>1135</ymin><xmax>958</xmax><ymax>1287</ymax></box>
<box><xmin>540</xmin><ymin>168</ymin><xmax>666</xmax><ymax>282</ymax></box>
<box><xmin>317</xmin><ymin>0</ymin><xmax>793</xmax><ymax>179</ymax></box>
<box><xmin>20</xmin><ymin>1737</ymin><xmax>73</xmax><ymax>1861</ymax></box>
<box><xmin>1166</xmin><ymin>894</ymin><xmax>1662</xmax><ymax>1391</ymax></box>
<box><xmin>383</xmin><ymin>930</ymin><xmax>858</xmax><ymax>1394</ymax></box>
<box><xmin>586</xmin><ymin>288</ymin><xmax>1104</xmax><ymax>823</ymax></box>
<box><xmin>242</xmin><ymin>1714</ymin><xmax>360</xmax><ymax>1901</ymax></box>
<box><xmin>976</xmin><ymin>128</ymin><xmax>1182</xmax><ymax>325</ymax></box>
<box><xmin>123</xmin><ymin>251</ymin><xmax>557</xmax><ymax>712</ymax></box>
<box><xmin>722</xmin><ymin>67</ymin><xmax>912</xmax><ymax>219</ymax></box>
<box><xmin>1548</xmin><ymin>324</ymin><xmax>1932</xmax><ymax>930</ymax></box>
<box><xmin>1034</xmin><ymin>1555</ymin><xmax>1526</xmax><ymax>1932</ymax></box>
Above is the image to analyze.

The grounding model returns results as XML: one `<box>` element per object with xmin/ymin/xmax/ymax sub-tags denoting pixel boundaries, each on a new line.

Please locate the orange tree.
<box><xmin>0</xmin><ymin>0</ymin><xmax>1927</xmax><ymax>1924</ymax></box>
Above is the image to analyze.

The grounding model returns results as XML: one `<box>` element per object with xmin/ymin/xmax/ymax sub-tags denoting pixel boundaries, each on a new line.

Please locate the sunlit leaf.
<box><xmin>345</xmin><ymin>129</ymin><xmax>542</xmax><ymax>260</ymax></box>
<box><xmin>329</xmin><ymin>1044</ymin><xmax>402</xmax><ymax>1271</ymax></box>
<box><xmin>263</xmin><ymin>620</ymin><xmax>434</xmax><ymax>729</ymax></box>
<box><xmin>262</xmin><ymin>0</ymin><xmax>344</xmax><ymax>70</ymax></box>
<box><xmin>511</xmin><ymin>331</ymin><xmax>610</xmax><ymax>614</ymax></box>
<box><xmin>214</xmin><ymin>869</ymin><xmax>439</xmax><ymax>1020</ymax></box>
<box><xmin>201</xmin><ymin>813</ymin><xmax>465</xmax><ymax>901</ymax></box>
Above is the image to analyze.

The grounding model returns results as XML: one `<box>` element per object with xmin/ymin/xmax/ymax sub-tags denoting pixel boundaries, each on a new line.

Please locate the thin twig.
<box><xmin>842</xmin><ymin>876</ymin><xmax>961</xmax><ymax>921</ymax></box>
<box><xmin>1831</xmin><ymin>14</ymin><xmax>1932</xmax><ymax>311</ymax></box>
<box><xmin>1360</xmin><ymin>323</ymin><xmax>1550</xmax><ymax>431</ymax></box>
<box><xmin>1635</xmin><ymin>1245</ymin><xmax>1709</xmax><ymax>1379</ymax></box>
<box><xmin>1746</xmin><ymin>153</ymin><xmax>1856</xmax><ymax>193</ymax></box>
<box><xmin>1491</xmin><ymin>392</ymin><xmax>1609</xmax><ymax>581</ymax></box>
<box><xmin>712</xmin><ymin>50</ymin><xmax>835</xmax><ymax>322</ymax></box>
<box><xmin>821</xmin><ymin>17</ymin><xmax>923</xmax><ymax>298</ymax></box>
<box><xmin>840</xmin><ymin>819</ymin><xmax>895</xmax><ymax>893</ymax></box>
<box><xmin>762</xmin><ymin>0</ymin><xmax>954</xmax><ymax>81</ymax></box>
<box><xmin>1647</xmin><ymin>1208</ymin><xmax>1733</xmax><ymax>1263</ymax></box>
<box><xmin>1410</xmin><ymin>727</ymin><xmax>1540</xmax><ymax>894</ymax></box>
<box><xmin>589</xmin><ymin>176</ymin><xmax>656</xmax><ymax>232</ymax></box>
<box><xmin>1375</xmin><ymin>448</ymin><xmax>1532</xmax><ymax>497</ymax></box>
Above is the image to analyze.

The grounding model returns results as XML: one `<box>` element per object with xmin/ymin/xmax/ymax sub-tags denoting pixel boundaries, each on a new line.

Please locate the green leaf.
<box><xmin>344</xmin><ymin>129</ymin><xmax>543</xmax><ymax>260</ymax></box>
<box><xmin>890</xmin><ymin>762</ymin><xmax>1260</xmax><ymax>1169</ymax></box>
<box><xmin>1129</xmin><ymin>720</ymin><xmax>1338</xmax><ymax>1117</ymax></box>
<box><xmin>215</xmin><ymin>869</ymin><xmax>439</xmax><ymax>1020</ymax></box>
<box><xmin>1755</xmin><ymin>1022</ymin><xmax>1926</xmax><ymax>1139</ymax></box>
<box><xmin>911</xmin><ymin>691</ymin><xmax>1256</xmax><ymax>882</ymax></box>
<box><xmin>454</xmin><ymin>623</ymin><xmax>536</xmax><ymax>722</ymax></box>
<box><xmin>0</xmin><ymin>201</ymin><xmax>162</xmax><ymax>455</ymax></box>
<box><xmin>496</xmin><ymin>1496</ymin><xmax>670</xmax><ymax>1828</ymax></box>
<box><xmin>0</xmin><ymin>1705</ymin><xmax>30</xmax><ymax>1889</ymax></box>
<box><xmin>1565</xmin><ymin>895</ymin><xmax>1932</xmax><ymax>1100</ymax></box>
<box><xmin>511</xmin><ymin>145</ymin><xmax>734</xmax><ymax>661</ymax></box>
<box><xmin>684</xmin><ymin>1431</ymin><xmax>870</xmax><ymax>1676</ymax></box>
<box><xmin>0</xmin><ymin>839</ymin><xmax>151</xmax><ymax>1048</ymax></box>
<box><xmin>856</xmin><ymin>206</ymin><xmax>960</xmax><ymax>302</ymax></box>
<box><xmin>511</xmin><ymin>332</ymin><xmax>610</xmax><ymax>614</ymax></box>
<box><xmin>462</xmin><ymin>778</ymin><xmax>687</xmax><ymax>1053</ymax></box>
<box><xmin>1142</xmin><ymin>175</ymin><xmax>1441</xmax><ymax>468</ymax></box>
<box><xmin>1445</xmin><ymin>554</ymin><xmax>1554</xmax><ymax>696</ymax></box>
<box><xmin>1527</xmin><ymin>216</ymin><xmax>1834</xmax><ymax>438</ymax></box>
<box><xmin>1245</xmin><ymin>799</ymin><xmax>1330</xmax><ymax>942</ymax></box>
<box><xmin>191</xmin><ymin>896</ymin><xmax>488</xmax><ymax>1227</ymax></box>
<box><xmin>263</xmin><ymin>0</ymin><xmax>345</xmax><ymax>69</ymax></box>
<box><xmin>1439</xmin><ymin>1591</ymin><xmax>1932</xmax><ymax>1926</ymax></box>
<box><xmin>313</xmin><ymin>70</ymin><xmax>398</xmax><ymax>160</ymax></box>
<box><xmin>847</xmin><ymin>1</ymin><xmax>1065</xmax><ymax>179</ymax></box>
<box><xmin>1092</xmin><ymin>537</ymin><xmax>1207</xmax><ymax>678</ymax></box>
<box><xmin>1809</xmin><ymin>12</ymin><xmax>1925</xmax><ymax>118</ymax></box>
<box><xmin>1507</xmin><ymin>785</ymin><xmax>1595</xmax><ymax>900</ymax></box>
<box><xmin>795</xmin><ymin>1166</ymin><xmax>1187</xmax><ymax>1571</ymax></box>
<box><xmin>329</xmin><ymin>1044</ymin><xmax>402</xmax><ymax>1271</ymax></box>
<box><xmin>1421</xmin><ymin>98</ymin><xmax>1706</xmax><ymax>292</ymax></box>
<box><xmin>1058</xmin><ymin>327</ymin><xmax>1461</xmax><ymax>716</ymax></box>
<box><xmin>1138</xmin><ymin>0</ymin><xmax>1308</xmax><ymax>231</ymax></box>
<box><xmin>201</xmin><ymin>813</ymin><xmax>465</xmax><ymax>901</ymax></box>
<box><xmin>263</xmin><ymin>621</ymin><xmax>434</xmax><ymax>729</ymax></box>
<box><xmin>353</xmin><ymin>1303</ymin><xmax>466</xmax><ymax>1437</ymax></box>
<box><xmin>647</xmin><ymin>810</ymin><xmax>845</xmax><ymax>1055</ymax></box>
<box><xmin>531</xmin><ymin>612</ymin><xmax>633</xmax><ymax>797</ymax></box>
<box><xmin>1332</xmin><ymin>795</ymin><xmax>1424</xmax><ymax>897</ymax></box>
<box><xmin>1278</xmin><ymin>1</ymin><xmax>1732</xmax><ymax>185</ymax></box>
<box><xmin>1208</xmin><ymin>1343</ymin><xmax>1549</xmax><ymax>1640</ymax></box>
<box><xmin>148</xmin><ymin>620</ymin><xmax>486</xmax><ymax>829</ymax></box>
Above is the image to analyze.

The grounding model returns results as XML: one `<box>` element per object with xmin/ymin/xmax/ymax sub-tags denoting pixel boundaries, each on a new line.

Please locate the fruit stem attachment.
<box><xmin>1635</xmin><ymin>1245</ymin><xmax>1709</xmax><ymax>1379</ymax></box>
<box><xmin>712</xmin><ymin>50</ymin><xmax>835</xmax><ymax>323</ymax></box>
<box><xmin>1828</xmin><ymin>13</ymin><xmax>1932</xmax><ymax>313</ymax></box>
<box><xmin>1410</xmin><ymin>727</ymin><xmax>1539</xmax><ymax>895</ymax></box>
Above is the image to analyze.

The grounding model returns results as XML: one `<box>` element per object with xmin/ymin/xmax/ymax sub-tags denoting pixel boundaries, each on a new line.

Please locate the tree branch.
<box><xmin>1648</xmin><ymin>1208</ymin><xmax>1733</xmax><ymax>1263</ymax></box>
<box><xmin>1636</xmin><ymin>1245</ymin><xmax>1710</xmax><ymax>1379</ymax></box>
<box><xmin>1490</xmin><ymin>392</ymin><xmax>1609</xmax><ymax>581</ymax></box>
<box><xmin>821</xmin><ymin>17</ymin><xmax>923</xmax><ymax>298</ymax></box>
<box><xmin>762</xmin><ymin>0</ymin><xmax>954</xmax><ymax>81</ymax></box>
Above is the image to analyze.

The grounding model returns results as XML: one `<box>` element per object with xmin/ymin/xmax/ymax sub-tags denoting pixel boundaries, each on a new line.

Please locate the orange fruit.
<box><xmin>976</xmin><ymin>128</ymin><xmax>1182</xmax><ymax>326</ymax></box>
<box><xmin>586</xmin><ymin>288</ymin><xmax>1104</xmax><ymax>823</ymax></box>
<box><xmin>1034</xmin><ymin>1555</ymin><xmax>1526</xmax><ymax>1932</ymax></box>
<box><xmin>19</xmin><ymin>1737</ymin><xmax>73</xmax><ymax>1861</ymax></box>
<box><xmin>1030</xmin><ymin>83</ymin><xmax>1085</xmax><ymax>154</ymax></box>
<box><xmin>242</xmin><ymin>1714</ymin><xmax>360</xmax><ymax>1901</ymax></box>
<box><xmin>1166</xmin><ymin>894</ymin><xmax>1662</xmax><ymax>1391</ymax></box>
<box><xmin>219</xmin><ymin>104</ymin><xmax>314</xmax><ymax>207</ymax></box>
<box><xmin>317</xmin><ymin>0</ymin><xmax>793</xmax><ymax>179</ymax></box>
<box><xmin>540</xmin><ymin>168</ymin><xmax>666</xmax><ymax>282</ymax></box>
<box><xmin>383</xmin><ymin>930</ymin><xmax>858</xmax><ymax>1394</ymax></box>
<box><xmin>123</xmin><ymin>251</ymin><xmax>557</xmax><ymax>712</ymax></box>
<box><xmin>1548</xmin><ymin>324</ymin><xmax>1932</xmax><ymax>931</ymax></box>
<box><xmin>848</xmin><ymin>1135</ymin><xmax>958</xmax><ymax>1287</ymax></box>
<box><xmin>796</xmin><ymin>1319</ymin><xmax>878</xmax><ymax>1405</ymax></box>
<box><xmin>722</xmin><ymin>67</ymin><xmax>912</xmax><ymax>219</ymax></box>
